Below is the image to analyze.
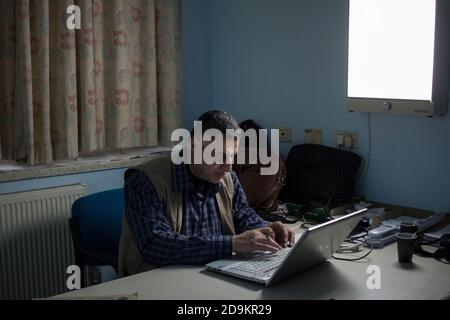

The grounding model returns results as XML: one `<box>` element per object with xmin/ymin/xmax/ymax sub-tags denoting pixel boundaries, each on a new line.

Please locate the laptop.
<box><xmin>206</xmin><ymin>208</ymin><xmax>367</xmax><ymax>286</ymax></box>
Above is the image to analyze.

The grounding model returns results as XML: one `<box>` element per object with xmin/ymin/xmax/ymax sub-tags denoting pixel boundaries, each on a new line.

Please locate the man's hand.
<box><xmin>268</xmin><ymin>221</ymin><xmax>295</xmax><ymax>248</ymax></box>
<box><xmin>232</xmin><ymin>227</ymin><xmax>283</xmax><ymax>254</ymax></box>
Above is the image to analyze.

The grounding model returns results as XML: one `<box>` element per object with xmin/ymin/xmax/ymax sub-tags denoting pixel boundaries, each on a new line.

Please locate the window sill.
<box><xmin>0</xmin><ymin>146</ymin><xmax>172</xmax><ymax>183</ymax></box>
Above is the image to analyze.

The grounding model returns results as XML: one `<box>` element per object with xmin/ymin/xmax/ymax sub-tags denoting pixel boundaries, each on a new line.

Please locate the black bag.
<box><xmin>279</xmin><ymin>144</ymin><xmax>361</xmax><ymax>210</ymax></box>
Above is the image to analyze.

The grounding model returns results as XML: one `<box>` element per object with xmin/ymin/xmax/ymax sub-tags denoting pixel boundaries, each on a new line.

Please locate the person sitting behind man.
<box><xmin>118</xmin><ymin>110</ymin><xmax>294</xmax><ymax>277</ymax></box>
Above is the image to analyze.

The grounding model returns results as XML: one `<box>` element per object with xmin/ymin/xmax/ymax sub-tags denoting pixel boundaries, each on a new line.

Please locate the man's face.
<box><xmin>190</xmin><ymin>139</ymin><xmax>239</xmax><ymax>183</ymax></box>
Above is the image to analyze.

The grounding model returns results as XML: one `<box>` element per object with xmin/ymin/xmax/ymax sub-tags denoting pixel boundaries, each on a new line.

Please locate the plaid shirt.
<box><xmin>124</xmin><ymin>163</ymin><xmax>269</xmax><ymax>267</ymax></box>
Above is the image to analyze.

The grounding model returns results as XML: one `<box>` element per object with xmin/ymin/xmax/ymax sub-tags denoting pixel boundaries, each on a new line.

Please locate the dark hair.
<box><xmin>191</xmin><ymin>110</ymin><xmax>240</xmax><ymax>134</ymax></box>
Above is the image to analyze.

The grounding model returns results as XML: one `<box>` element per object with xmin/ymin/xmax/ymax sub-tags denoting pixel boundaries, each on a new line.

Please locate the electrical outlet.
<box><xmin>279</xmin><ymin>127</ymin><xmax>292</xmax><ymax>142</ymax></box>
<box><xmin>336</xmin><ymin>130</ymin><xmax>358</xmax><ymax>149</ymax></box>
<box><xmin>304</xmin><ymin>129</ymin><xmax>322</xmax><ymax>144</ymax></box>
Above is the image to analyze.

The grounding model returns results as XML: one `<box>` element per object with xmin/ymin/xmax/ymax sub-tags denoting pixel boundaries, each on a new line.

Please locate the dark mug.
<box><xmin>396</xmin><ymin>232</ymin><xmax>417</xmax><ymax>263</ymax></box>
<box><xmin>400</xmin><ymin>221</ymin><xmax>419</xmax><ymax>234</ymax></box>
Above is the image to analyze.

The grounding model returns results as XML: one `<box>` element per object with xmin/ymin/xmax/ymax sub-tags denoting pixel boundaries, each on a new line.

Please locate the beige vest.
<box><xmin>118</xmin><ymin>156</ymin><xmax>235</xmax><ymax>277</ymax></box>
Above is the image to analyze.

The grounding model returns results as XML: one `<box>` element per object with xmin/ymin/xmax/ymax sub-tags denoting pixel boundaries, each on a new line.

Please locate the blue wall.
<box><xmin>209</xmin><ymin>0</ymin><xmax>450</xmax><ymax>212</ymax></box>
<box><xmin>181</xmin><ymin>0</ymin><xmax>213</xmax><ymax>128</ymax></box>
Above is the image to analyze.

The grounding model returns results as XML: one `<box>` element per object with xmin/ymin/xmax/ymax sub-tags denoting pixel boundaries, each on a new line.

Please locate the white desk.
<box><xmin>56</xmin><ymin>242</ymin><xmax>450</xmax><ymax>300</ymax></box>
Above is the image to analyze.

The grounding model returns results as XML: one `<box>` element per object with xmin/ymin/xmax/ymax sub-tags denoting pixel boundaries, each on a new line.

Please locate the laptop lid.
<box><xmin>267</xmin><ymin>208</ymin><xmax>367</xmax><ymax>286</ymax></box>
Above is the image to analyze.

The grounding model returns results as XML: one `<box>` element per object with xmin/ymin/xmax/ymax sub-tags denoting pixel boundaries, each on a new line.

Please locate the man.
<box><xmin>118</xmin><ymin>110</ymin><xmax>294</xmax><ymax>277</ymax></box>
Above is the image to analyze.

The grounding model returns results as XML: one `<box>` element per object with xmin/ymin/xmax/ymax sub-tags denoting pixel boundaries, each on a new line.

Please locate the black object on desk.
<box><xmin>400</xmin><ymin>221</ymin><xmax>419</xmax><ymax>234</ymax></box>
<box><xmin>397</xmin><ymin>233</ymin><xmax>417</xmax><ymax>263</ymax></box>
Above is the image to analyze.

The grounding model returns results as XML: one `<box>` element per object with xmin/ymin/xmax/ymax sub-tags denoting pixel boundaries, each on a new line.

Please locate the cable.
<box><xmin>300</xmin><ymin>216</ymin><xmax>318</xmax><ymax>229</ymax></box>
<box><xmin>332</xmin><ymin>245</ymin><xmax>373</xmax><ymax>261</ymax></box>
<box><xmin>356</xmin><ymin>113</ymin><xmax>371</xmax><ymax>195</ymax></box>
<box><xmin>345</xmin><ymin>230</ymin><xmax>368</xmax><ymax>241</ymax></box>
<box><xmin>335</xmin><ymin>240</ymin><xmax>365</xmax><ymax>253</ymax></box>
<box><xmin>300</xmin><ymin>222</ymin><xmax>314</xmax><ymax>229</ymax></box>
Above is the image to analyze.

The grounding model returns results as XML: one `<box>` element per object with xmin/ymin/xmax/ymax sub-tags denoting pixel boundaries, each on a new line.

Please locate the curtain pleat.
<box><xmin>0</xmin><ymin>0</ymin><xmax>181</xmax><ymax>165</ymax></box>
<box><xmin>155</xmin><ymin>0</ymin><xmax>181</xmax><ymax>146</ymax></box>
<box><xmin>49</xmin><ymin>0</ymin><xmax>79</xmax><ymax>161</ymax></box>
<box><xmin>15</xmin><ymin>0</ymin><xmax>34</xmax><ymax>163</ymax></box>
<box><xmin>30</xmin><ymin>0</ymin><xmax>52</xmax><ymax>164</ymax></box>
<box><xmin>76</xmin><ymin>0</ymin><xmax>96</xmax><ymax>153</ymax></box>
<box><xmin>0</xmin><ymin>0</ymin><xmax>16</xmax><ymax>160</ymax></box>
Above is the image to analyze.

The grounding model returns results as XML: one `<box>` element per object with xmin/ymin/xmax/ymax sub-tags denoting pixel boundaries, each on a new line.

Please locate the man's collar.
<box><xmin>172</xmin><ymin>163</ymin><xmax>194</xmax><ymax>192</ymax></box>
<box><xmin>171</xmin><ymin>163</ymin><xmax>221</xmax><ymax>195</ymax></box>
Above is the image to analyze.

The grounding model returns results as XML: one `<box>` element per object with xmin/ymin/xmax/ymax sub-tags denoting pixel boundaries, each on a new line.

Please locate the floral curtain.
<box><xmin>0</xmin><ymin>0</ymin><xmax>181</xmax><ymax>165</ymax></box>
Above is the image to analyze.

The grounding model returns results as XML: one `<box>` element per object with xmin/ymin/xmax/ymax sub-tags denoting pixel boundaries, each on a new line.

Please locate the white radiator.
<box><xmin>0</xmin><ymin>184</ymin><xmax>86</xmax><ymax>300</ymax></box>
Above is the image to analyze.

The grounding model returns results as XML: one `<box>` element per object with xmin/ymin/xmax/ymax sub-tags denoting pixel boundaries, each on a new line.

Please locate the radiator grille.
<box><xmin>0</xmin><ymin>184</ymin><xmax>86</xmax><ymax>299</ymax></box>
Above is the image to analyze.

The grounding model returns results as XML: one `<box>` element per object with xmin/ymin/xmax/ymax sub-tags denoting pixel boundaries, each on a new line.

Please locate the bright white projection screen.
<box><xmin>346</xmin><ymin>0</ymin><xmax>450</xmax><ymax>116</ymax></box>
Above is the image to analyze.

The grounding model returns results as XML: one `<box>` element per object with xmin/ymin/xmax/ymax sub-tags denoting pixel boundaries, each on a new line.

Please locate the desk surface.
<box><xmin>56</xmin><ymin>242</ymin><xmax>450</xmax><ymax>300</ymax></box>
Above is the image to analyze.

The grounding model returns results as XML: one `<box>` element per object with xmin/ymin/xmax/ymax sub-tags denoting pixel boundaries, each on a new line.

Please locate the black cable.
<box><xmin>301</xmin><ymin>222</ymin><xmax>315</xmax><ymax>229</ymax></box>
<box><xmin>300</xmin><ymin>215</ymin><xmax>320</xmax><ymax>229</ymax></box>
<box><xmin>345</xmin><ymin>230</ymin><xmax>368</xmax><ymax>241</ymax></box>
<box><xmin>332</xmin><ymin>246</ymin><xmax>373</xmax><ymax>261</ymax></box>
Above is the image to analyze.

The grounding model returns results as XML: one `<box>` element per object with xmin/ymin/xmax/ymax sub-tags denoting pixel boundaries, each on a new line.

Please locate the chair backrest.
<box><xmin>71</xmin><ymin>188</ymin><xmax>124</xmax><ymax>266</ymax></box>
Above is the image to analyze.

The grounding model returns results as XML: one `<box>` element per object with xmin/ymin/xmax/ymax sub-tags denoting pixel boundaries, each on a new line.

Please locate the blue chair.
<box><xmin>69</xmin><ymin>188</ymin><xmax>124</xmax><ymax>287</ymax></box>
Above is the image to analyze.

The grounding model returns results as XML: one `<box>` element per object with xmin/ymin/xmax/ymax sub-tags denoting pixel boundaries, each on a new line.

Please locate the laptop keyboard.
<box><xmin>230</xmin><ymin>248</ymin><xmax>291</xmax><ymax>274</ymax></box>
